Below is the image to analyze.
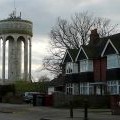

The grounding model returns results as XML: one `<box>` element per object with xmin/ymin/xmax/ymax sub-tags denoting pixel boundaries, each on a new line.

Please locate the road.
<box><xmin>0</xmin><ymin>103</ymin><xmax>120</xmax><ymax>120</ymax></box>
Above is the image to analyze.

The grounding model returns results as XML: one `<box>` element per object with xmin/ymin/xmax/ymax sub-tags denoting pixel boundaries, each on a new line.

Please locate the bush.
<box><xmin>14</xmin><ymin>80</ymin><xmax>48</xmax><ymax>94</ymax></box>
<box><xmin>0</xmin><ymin>84</ymin><xmax>15</xmax><ymax>97</ymax></box>
<box><xmin>2</xmin><ymin>92</ymin><xmax>23</xmax><ymax>104</ymax></box>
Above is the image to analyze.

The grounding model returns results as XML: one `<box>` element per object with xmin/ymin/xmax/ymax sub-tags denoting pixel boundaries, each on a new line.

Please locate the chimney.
<box><xmin>90</xmin><ymin>29</ymin><xmax>99</xmax><ymax>45</ymax></box>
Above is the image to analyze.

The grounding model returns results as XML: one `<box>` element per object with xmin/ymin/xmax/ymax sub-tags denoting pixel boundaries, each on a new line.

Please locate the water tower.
<box><xmin>0</xmin><ymin>11</ymin><xmax>33</xmax><ymax>83</ymax></box>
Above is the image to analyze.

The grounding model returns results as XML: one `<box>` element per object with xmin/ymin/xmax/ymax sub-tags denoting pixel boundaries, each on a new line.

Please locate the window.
<box><xmin>66</xmin><ymin>83</ymin><xmax>79</xmax><ymax>95</ymax></box>
<box><xmin>89</xmin><ymin>85</ymin><xmax>94</xmax><ymax>95</ymax></box>
<box><xmin>66</xmin><ymin>62</ymin><xmax>73</xmax><ymax>74</ymax></box>
<box><xmin>73</xmin><ymin>63</ymin><xmax>78</xmax><ymax>73</ymax></box>
<box><xmin>73</xmin><ymin>84</ymin><xmax>79</xmax><ymax>95</ymax></box>
<box><xmin>80</xmin><ymin>60</ymin><xmax>87</xmax><ymax>72</ymax></box>
<box><xmin>119</xmin><ymin>81</ymin><xmax>120</xmax><ymax>94</ymax></box>
<box><xmin>107</xmin><ymin>80</ymin><xmax>119</xmax><ymax>95</ymax></box>
<box><xmin>107</xmin><ymin>54</ymin><xmax>120</xmax><ymax>69</ymax></box>
<box><xmin>80</xmin><ymin>60</ymin><xmax>93</xmax><ymax>72</ymax></box>
<box><xmin>79</xmin><ymin>82</ymin><xmax>90</xmax><ymax>95</ymax></box>
<box><xmin>66</xmin><ymin>62</ymin><xmax>78</xmax><ymax>74</ymax></box>
<box><xmin>66</xmin><ymin>83</ymin><xmax>73</xmax><ymax>95</ymax></box>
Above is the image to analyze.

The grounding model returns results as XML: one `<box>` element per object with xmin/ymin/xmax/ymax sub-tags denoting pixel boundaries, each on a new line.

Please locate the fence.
<box><xmin>52</xmin><ymin>92</ymin><xmax>110</xmax><ymax>108</ymax></box>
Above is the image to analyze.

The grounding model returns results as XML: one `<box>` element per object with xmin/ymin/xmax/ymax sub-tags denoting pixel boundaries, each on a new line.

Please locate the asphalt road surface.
<box><xmin>0</xmin><ymin>103</ymin><xmax>120</xmax><ymax>120</ymax></box>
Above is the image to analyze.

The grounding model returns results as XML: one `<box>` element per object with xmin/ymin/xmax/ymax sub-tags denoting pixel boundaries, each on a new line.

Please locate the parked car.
<box><xmin>23</xmin><ymin>92</ymin><xmax>39</xmax><ymax>103</ymax></box>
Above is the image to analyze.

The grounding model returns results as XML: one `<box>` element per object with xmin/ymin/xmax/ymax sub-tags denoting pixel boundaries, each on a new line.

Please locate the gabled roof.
<box><xmin>87</xmin><ymin>33</ymin><xmax>120</xmax><ymax>57</ymax></box>
<box><xmin>108</xmin><ymin>33</ymin><xmax>120</xmax><ymax>52</ymax></box>
<box><xmin>63</xmin><ymin>33</ymin><xmax>120</xmax><ymax>62</ymax></box>
<box><xmin>68</xmin><ymin>49</ymin><xmax>79</xmax><ymax>61</ymax></box>
<box><xmin>62</xmin><ymin>50</ymin><xmax>73</xmax><ymax>64</ymax></box>
<box><xmin>76</xmin><ymin>46</ymin><xmax>88</xmax><ymax>61</ymax></box>
<box><xmin>62</xmin><ymin>49</ymin><xmax>79</xmax><ymax>64</ymax></box>
<box><xmin>98</xmin><ymin>33</ymin><xmax>120</xmax><ymax>56</ymax></box>
<box><xmin>101</xmin><ymin>39</ymin><xmax>119</xmax><ymax>57</ymax></box>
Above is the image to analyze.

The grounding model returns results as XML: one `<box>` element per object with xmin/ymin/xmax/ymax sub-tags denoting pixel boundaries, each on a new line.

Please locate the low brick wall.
<box><xmin>53</xmin><ymin>92</ymin><xmax>110</xmax><ymax>108</ymax></box>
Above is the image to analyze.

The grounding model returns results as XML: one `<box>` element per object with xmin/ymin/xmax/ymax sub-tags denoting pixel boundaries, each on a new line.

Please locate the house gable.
<box><xmin>101</xmin><ymin>39</ymin><xmax>119</xmax><ymax>57</ymax></box>
<box><xmin>104</xmin><ymin>43</ymin><xmax>116</xmax><ymax>55</ymax></box>
<box><xmin>62</xmin><ymin>50</ymin><xmax>73</xmax><ymax>64</ymax></box>
<box><xmin>76</xmin><ymin>47</ymin><xmax>88</xmax><ymax>61</ymax></box>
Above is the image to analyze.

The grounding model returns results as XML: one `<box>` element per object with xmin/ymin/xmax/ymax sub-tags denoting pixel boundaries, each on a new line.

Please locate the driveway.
<box><xmin>0</xmin><ymin>103</ymin><xmax>120</xmax><ymax>120</ymax></box>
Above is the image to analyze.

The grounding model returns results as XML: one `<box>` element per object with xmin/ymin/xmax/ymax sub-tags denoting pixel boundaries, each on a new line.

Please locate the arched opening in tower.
<box><xmin>0</xmin><ymin>37</ymin><xmax>3</xmax><ymax>80</ymax></box>
<box><xmin>6</xmin><ymin>40</ymin><xmax>8</xmax><ymax>79</ymax></box>
<box><xmin>17</xmin><ymin>36</ymin><xmax>25</xmax><ymax>80</ymax></box>
<box><xmin>6</xmin><ymin>36</ymin><xmax>15</xmax><ymax>81</ymax></box>
<box><xmin>28</xmin><ymin>37</ymin><xmax>31</xmax><ymax>81</ymax></box>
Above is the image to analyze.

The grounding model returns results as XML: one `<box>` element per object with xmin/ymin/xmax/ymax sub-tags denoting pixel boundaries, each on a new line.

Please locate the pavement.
<box><xmin>0</xmin><ymin>103</ymin><xmax>120</xmax><ymax>120</ymax></box>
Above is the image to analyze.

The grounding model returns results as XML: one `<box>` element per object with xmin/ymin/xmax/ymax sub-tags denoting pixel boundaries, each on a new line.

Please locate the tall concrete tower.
<box><xmin>0</xmin><ymin>12</ymin><xmax>33</xmax><ymax>83</ymax></box>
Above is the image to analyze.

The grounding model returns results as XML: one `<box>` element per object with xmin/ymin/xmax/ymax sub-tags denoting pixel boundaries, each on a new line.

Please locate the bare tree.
<box><xmin>42</xmin><ymin>11</ymin><xmax>118</xmax><ymax>76</ymax></box>
<box><xmin>38</xmin><ymin>75</ymin><xmax>50</xmax><ymax>82</ymax></box>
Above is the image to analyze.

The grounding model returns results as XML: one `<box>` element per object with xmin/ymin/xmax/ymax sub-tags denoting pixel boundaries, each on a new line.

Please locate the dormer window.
<box><xmin>80</xmin><ymin>60</ymin><xmax>93</xmax><ymax>72</ymax></box>
<box><xmin>66</xmin><ymin>62</ymin><xmax>78</xmax><ymax>74</ymax></box>
<box><xmin>107</xmin><ymin>54</ymin><xmax>120</xmax><ymax>69</ymax></box>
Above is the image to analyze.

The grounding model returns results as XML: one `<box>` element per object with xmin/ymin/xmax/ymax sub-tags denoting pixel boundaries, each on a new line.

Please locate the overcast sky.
<box><xmin>0</xmin><ymin>0</ymin><xmax>120</xmax><ymax>81</ymax></box>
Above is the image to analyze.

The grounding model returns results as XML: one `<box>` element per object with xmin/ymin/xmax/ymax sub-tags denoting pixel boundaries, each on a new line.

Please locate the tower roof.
<box><xmin>0</xmin><ymin>18</ymin><xmax>33</xmax><ymax>36</ymax></box>
<box><xmin>0</xmin><ymin>11</ymin><xmax>33</xmax><ymax>36</ymax></box>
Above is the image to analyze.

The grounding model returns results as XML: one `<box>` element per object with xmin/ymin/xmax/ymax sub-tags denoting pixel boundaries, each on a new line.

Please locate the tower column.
<box><xmin>29</xmin><ymin>38</ymin><xmax>32</xmax><ymax>81</ymax></box>
<box><xmin>24</xmin><ymin>39</ymin><xmax>28</xmax><ymax>80</ymax></box>
<box><xmin>0</xmin><ymin>38</ymin><xmax>2</xmax><ymax>80</ymax></box>
<box><xmin>14</xmin><ymin>39</ymin><xmax>18</xmax><ymax>80</ymax></box>
<box><xmin>16</xmin><ymin>39</ymin><xmax>22</xmax><ymax>80</ymax></box>
<box><xmin>2</xmin><ymin>37</ymin><xmax>6</xmax><ymax>83</ymax></box>
<box><xmin>8</xmin><ymin>37</ymin><xmax>15</xmax><ymax>81</ymax></box>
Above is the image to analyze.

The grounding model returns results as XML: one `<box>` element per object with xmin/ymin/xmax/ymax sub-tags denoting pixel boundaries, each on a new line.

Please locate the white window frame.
<box><xmin>79</xmin><ymin>82</ymin><xmax>90</xmax><ymax>95</ymax></box>
<box><xmin>66</xmin><ymin>83</ymin><xmax>79</xmax><ymax>95</ymax></box>
<box><xmin>107</xmin><ymin>80</ymin><xmax>119</xmax><ymax>95</ymax></box>
<box><xmin>66</xmin><ymin>83</ymin><xmax>73</xmax><ymax>95</ymax></box>
<box><xmin>73</xmin><ymin>84</ymin><xmax>79</xmax><ymax>95</ymax></box>
<box><xmin>66</xmin><ymin>62</ymin><xmax>78</xmax><ymax>74</ymax></box>
<box><xmin>66</xmin><ymin>62</ymin><xmax>73</xmax><ymax>74</ymax></box>
<box><xmin>80</xmin><ymin>60</ymin><xmax>93</xmax><ymax>72</ymax></box>
<box><xmin>107</xmin><ymin>54</ymin><xmax>120</xmax><ymax>69</ymax></box>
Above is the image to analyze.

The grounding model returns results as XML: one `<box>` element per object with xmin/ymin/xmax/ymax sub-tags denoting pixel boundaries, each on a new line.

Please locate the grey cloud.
<box><xmin>13</xmin><ymin>0</ymin><xmax>84</xmax><ymax>36</ymax></box>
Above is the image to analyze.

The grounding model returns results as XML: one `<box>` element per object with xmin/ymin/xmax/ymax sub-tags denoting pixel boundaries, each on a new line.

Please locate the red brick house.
<box><xmin>48</xmin><ymin>29</ymin><xmax>120</xmax><ymax>95</ymax></box>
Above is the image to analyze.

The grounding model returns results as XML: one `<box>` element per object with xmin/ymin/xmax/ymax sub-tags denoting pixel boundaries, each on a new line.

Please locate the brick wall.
<box><xmin>93</xmin><ymin>58</ymin><xmax>107</xmax><ymax>82</ymax></box>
